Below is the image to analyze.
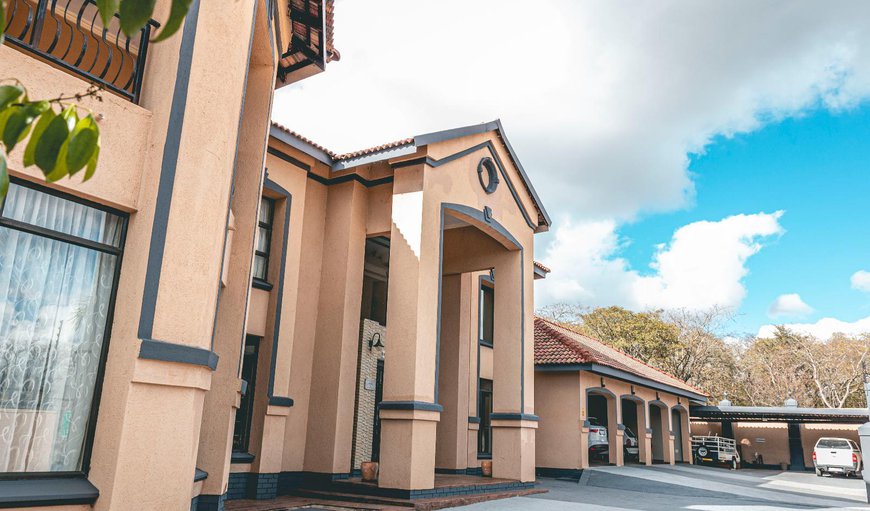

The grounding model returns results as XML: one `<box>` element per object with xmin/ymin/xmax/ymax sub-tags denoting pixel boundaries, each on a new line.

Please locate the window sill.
<box><xmin>231</xmin><ymin>452</ymin><xmax>255</xmax><ymax>464</ymax></box>
<box><xmin>194</xmin><ymin>468</ymin><xmax>208</xmax><ymax>482</ymax></box>
<box><xmin>477</xmin><ymin>454</ymin><xmax>492</xmax><ymax>460</ymax></box>
<box><xmin>479</xmin><ymin>340</ymin><xmax>493</xmax><ymax>349</ymax></box>
<box><xmin>0</xmin><ymin>475</ymin><xmax>99</xmax><ymax>507</ymax></box>
<box><xmin>252</xmin><ymin>278</ymin><xmax>273</xmax><ymax>291</ymax></box>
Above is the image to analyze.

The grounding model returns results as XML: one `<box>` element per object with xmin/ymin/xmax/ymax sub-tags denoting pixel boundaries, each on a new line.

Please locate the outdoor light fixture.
<box><xmin>369</xmin><ymin>332</ymin><xmax>384</xmax><ymax>350</ymax></box>
<box><xmin>600</xmin><ymin>377</ymin><xmax>606</xmax><ymax>388</ymax></box>
<box><xmin>631</xmin><ymin>385</ymin><xmax>635</xmax><ymax>395</ymax></box>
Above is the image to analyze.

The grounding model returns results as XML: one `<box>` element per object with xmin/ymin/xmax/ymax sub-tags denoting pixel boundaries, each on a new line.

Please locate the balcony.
<box><xmin>3</xmin><ymin>0</ymin><xmax>155</xmax><ymax>103</ymax></box>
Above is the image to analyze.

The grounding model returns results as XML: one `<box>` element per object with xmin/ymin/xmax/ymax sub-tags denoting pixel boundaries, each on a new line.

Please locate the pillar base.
<box><xmin>377</xmin><ymin>409</ymin><xmax>440</xmax><ymax>490</ymax></box>
<box><xmin>491</xmin><ymin>418</ymin><xmax>537</xmax><ymax>482</ymax></box>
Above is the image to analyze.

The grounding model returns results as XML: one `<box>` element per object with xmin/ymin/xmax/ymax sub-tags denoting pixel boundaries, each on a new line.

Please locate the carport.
<box><xmin>690</xmin><ymin>399</ymin><xmax>868</xmax><ymax>471</ymax></box>
<box><xmin>533</xmin><ymin>317</ymin><xmax>708</xmax><ymax>478</ymax></box>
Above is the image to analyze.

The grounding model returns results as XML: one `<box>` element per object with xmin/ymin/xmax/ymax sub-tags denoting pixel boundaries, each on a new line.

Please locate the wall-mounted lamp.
<box><xmin>600</xmin><ymin>377</ymin><xmax>606</xmax><ymax>388</ymax></box>
<box><xmin>630</xmin><ymin>385</ymin><xmax>635</xmax><ymax>395</ymax></box>
<box><xmin>655</xmin><ymin>392</ymin><xmax>660</xmax><ymax>401</ymax></box>
<box><xmin>369</xmin><ymin>332</ymin><xmax>384</xmax><ymax>350</ymax></box>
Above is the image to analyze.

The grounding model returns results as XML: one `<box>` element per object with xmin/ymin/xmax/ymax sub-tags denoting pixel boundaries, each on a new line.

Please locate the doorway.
<box><xmin>671</xmin><ymin>409</ymin><xmax>683</xmax><ymax>462</ymax></box>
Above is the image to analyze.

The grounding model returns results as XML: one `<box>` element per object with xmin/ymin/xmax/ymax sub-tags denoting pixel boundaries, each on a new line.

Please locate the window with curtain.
<box><xmin>252</xmin><ymin>197</ymin><xmax>274</xmax><ymax>283</ymax></box>
<box><xmin>0</xmin><ymin>182</ymin><xmax>125</xmax><ymax>474</ymax></box>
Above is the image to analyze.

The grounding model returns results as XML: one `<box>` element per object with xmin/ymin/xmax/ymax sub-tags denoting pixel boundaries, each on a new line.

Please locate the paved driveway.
<box><xmin>457</xmin><ymin>464</ymin><xmax>869</xmax><ymax>510</ymax></box>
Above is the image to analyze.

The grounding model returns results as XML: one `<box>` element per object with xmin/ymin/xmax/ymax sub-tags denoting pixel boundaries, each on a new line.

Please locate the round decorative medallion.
<box><xmin>477</xmin><ymin>157</ymin><xmax>499</xmax><ymax>194</ymax></box>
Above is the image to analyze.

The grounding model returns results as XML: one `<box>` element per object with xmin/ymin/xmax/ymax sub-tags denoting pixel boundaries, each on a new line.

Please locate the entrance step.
<box><xmin>293</xmin><ymin>486</ymin><xmax>546</xmax><ymax>511</ymax></box>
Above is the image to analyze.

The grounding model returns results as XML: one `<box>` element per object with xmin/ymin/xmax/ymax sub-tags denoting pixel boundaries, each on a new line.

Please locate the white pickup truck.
<box><xmin>813</xmin><ymin>437</ymin><xmax>863</xmax><ymax>478</ymax></box>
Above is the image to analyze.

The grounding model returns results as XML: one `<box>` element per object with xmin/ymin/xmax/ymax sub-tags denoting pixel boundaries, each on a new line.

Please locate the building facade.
<box><xmin>0</xmin><ymin>0</ymin><xmax>338</xmax><ymax>509</ymax></box>
<box><xmin>0</xmin><ymin>0</ymin><xmax>553</xmax><ymax>505</ymax></box>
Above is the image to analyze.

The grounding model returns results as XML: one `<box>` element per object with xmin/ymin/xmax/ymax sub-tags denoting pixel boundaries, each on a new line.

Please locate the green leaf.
<box><xmin>23</xmin><ymin>108</ymin><xmax>55</xmax><ymax>167</ymax></box>
<box><xmin>96</xmin><ymin>0</ymin><xmax>120</xmax><ymax>28</ymax></box>
<box><xmin>66</xmin><ymin>115</ymin><xmax>99</xmax><ymax>175</ymax></box>
<box><xmin>34</xmin><ymin>106</ymin><xmax>75</xmax><ymax>174</ymax></box>
<box><xmin>152</xmin><ymin>0</ymin><xmax>191</xmax><ymax>42</ymax></box>
<box><xmin>0</xmin><ymin>85</ymin><xmax>24</xmax><ymax>111</ymax></box>
<box><xmin>119</xmin><ymin>0</ymin><xmax>156</xmax><ymax>37</ymax></box>
<box><xmin>2</xmin><ymin>102</ymin><xmax>46</xmax><ymax>151</ymax></box>
<box><xmin>46</xmin><ymin>136</ymin><xmax>70</xmax><ymax>182</ymax></box>
<box><xmin>83</xmin><ymin>144</ymin><xmax>100</xmax><ymax>182</ymax></box>
<box><xmin>0</xmin><ymin>152</ymin><xmax>8</xmax><ymax>207</ymax></box>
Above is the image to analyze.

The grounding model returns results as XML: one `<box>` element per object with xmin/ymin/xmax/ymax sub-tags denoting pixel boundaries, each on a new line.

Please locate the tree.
<box><xmin>578</xmin><ymin>306</ymin><xmax>680</xmax><ymax>364</ymax></box>
<box><xmin>0</xmin><ymin>0</ymin><xmax>193</xmax><ymax>205</ymax></box>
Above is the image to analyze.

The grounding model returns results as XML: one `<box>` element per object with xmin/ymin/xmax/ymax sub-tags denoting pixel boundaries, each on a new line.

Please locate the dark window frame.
<box><xmin>479</xmin><ymin>278</ymin><xmax>494</xmax><ymax>348</ymax></box>
<box><xmin>478</xmin><ymin>378</ymin><xmax>493</xmax><ymax>458</ymax></box>
<box><xmin>252</xmin><ymin>196</ymin><xmax>275</xmax><ymax>287</ymax></box>
<box><xmin>0</xmin><ymin>177</ymin><xmax>128</xmax><ymax>480</ymax></box>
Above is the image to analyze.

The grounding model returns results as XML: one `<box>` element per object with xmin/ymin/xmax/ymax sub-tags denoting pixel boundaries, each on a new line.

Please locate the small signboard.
<box><xmin>755</xmin><ymin>438</ymin><xmax>766</xmax><ymax>443</ymax></box>
<box><xmin>364</xmin><ymin>378</ymin><xmax>376</xmax><ymax>391</ymax></box>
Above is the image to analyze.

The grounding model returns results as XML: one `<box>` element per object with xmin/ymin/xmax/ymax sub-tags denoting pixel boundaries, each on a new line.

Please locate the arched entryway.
<box><xmin>620</xmin><ymin>396</ymin><xmax>646</xmax><ymax>464</ymax></box>
<box><xmin>671</xmin><ymin>405</ymin><xmax>690</xmax><ymax>463</ymax></box>
<box><xmin>649</xmin><ymin>400</ymin><xmax>670</xmax><ymax>464</ymax></box>
<box><xmin>587</xmin><ymin>388</ymin><xmax>618</xmax><ymax>465</ymax></box>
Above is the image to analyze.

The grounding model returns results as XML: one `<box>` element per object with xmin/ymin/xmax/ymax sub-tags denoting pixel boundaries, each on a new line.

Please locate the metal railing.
<box><xmin>3</xmin><ymin>0</ymin><xmax>156</xmax><ymax>103</ymax></box>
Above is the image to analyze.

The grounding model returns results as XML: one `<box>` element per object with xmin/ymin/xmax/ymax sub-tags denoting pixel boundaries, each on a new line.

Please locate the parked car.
<box><xmin>623</xmin><ymin>427</ymin><xmax>640</xmax><ymax>461</ymax></box>
<box><xmin>691</xmin><ymin>435</ymin><xmax>740</xmax><ymax>469</ymax></box>
<box><xmin>813</xmin><ymin>437</ymin><xmax>863</xmax><ymax>478</ymax></box>
<box><xmin>588</xmin><ymin>417</ymin><xmax>609</xmax><ymax>462</ymax></box>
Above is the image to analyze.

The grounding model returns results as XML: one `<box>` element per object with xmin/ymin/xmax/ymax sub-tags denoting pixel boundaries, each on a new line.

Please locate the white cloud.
<box><xmin>275</xmin><ymin>0</ymin><xmax>870</xmax><ymax>222</ymax></box>
<box><xmin>767</xmin><ymin>293</ymin><xmax>814</xmax><ymax>319</ymax></box>
<box><xmin>851</xmin><ymin>270</ymin><xmax>870</xmax><ymax>292</ymax></box>
<box><xmin>758</xmin><ymin>316</ymin><xmax>870</xmax><ymax>339</ymax></box>
<box><xmin>538</xmin><ymin>211</ymin><xmax>784</xmax><ymax>311</ymax></box>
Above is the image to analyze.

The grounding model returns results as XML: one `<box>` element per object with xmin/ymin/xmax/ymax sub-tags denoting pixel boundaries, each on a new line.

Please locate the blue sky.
<box><xmin>618</xmin><ymin>105</ymin><xmax>870</xmax><ymax>336</ymax></box>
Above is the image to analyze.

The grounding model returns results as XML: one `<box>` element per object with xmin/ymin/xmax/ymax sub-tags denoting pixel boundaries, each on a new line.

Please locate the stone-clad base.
<box><xmin>194</xmin><ymin>493</ymin><xmax>227</xmax><ymax>511</ymax></box>
<box><xmin>226</xmin><ymin>472</ymin><xmax>280</xmax><ymax>500</ymax></box>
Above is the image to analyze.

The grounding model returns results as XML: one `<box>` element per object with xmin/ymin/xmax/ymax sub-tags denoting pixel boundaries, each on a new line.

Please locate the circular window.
<box><xmin>477</xmin><ymin>157</ymin><xmax>499</xmax><ymax>194</ymax></box>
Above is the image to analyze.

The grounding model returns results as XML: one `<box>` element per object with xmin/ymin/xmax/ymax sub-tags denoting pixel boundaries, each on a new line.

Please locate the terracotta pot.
<box><xmin>481</xmin><ymin>460</ymin><xmax>492</xmax><ymax>477</ymax></box>
<box><xmin>361</xmin><ymin>461</ymin><xmax>379</xmax><ymax>482</ymax></box>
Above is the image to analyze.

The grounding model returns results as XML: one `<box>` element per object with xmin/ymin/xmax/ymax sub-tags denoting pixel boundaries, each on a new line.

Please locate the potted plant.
<box><xmin>481</xmin><ymin>460</ymin><xmax>492</xmax><ymax>477</ymax></box>
<box><xmin>361</xmin><ymin>461</ymin><xmax>379</xmax><ymax>482</ymax></box>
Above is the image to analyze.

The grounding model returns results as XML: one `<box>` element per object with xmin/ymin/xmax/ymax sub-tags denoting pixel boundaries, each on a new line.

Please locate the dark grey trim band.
<box><xmin>378</xmin><ymin>401</ymin><xmax>443</xmax><ymax>413</ymax></box>
<box><xmin>194</xmin><ymin>468</ymin><xmax>208</xmax><ymax>482</ymax></box>
<box><xmin>536</xmin><ymin>363</ymin><xmax>707</xmax><ymax>402</ymax></box>
<box><xmin>267</xmin><ymin>147</ymin><xmax>393</xmax><ymax>188</ymax></box>
<box><xmin>490</xmin><ymin>413</ymin><xmax>539</xmax><ymax>422</ymax></box>
<box><xmin>468</xmin><ymin>416</ymin><xmax>481</xmax><ymax>424</ymax></box>
<box><xmin>139</xmin><ymin>339</ymin><xmax>219</xmax><ymax>370</ymax></box>
<box><xmin>262</xmin><ymin>175</ymin><xmax>294</xmax><ymax>407</ymax></box>
<box><xmin>231</xmin><ymin>452</ymin><xmax>255</xmax><ymax>464</ymax></box>
<box><xmin>268</xmin><ymin>396</ymin><xmax>294</xmax><ymax>407</ymax></box>
<box><xmin>0</xmin><ymin>476</ymin><xmax>99</xmax><ymax>507</ymax></box>
<box><xmin>138</xmin><ymin>0</ymin><xmax>201</xmax><ymax>341</ymax></box>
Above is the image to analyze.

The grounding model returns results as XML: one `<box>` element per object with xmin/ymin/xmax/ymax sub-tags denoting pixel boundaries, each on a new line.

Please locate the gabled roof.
<box><xmin>534</xmin><ymin>317</ymin><xmax>708</xmax><ymax>401</ymax></box>
<box><xmin>268</xmin><ymin>120</ymin><xmax>551</xmax><ymax>231</ymax></box>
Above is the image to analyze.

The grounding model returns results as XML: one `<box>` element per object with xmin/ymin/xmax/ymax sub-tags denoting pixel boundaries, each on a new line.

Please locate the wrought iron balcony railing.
<box><xmin>3</xmin><ymin>0</ymin><xmax>156</xmax><ymax>103</ymax></box>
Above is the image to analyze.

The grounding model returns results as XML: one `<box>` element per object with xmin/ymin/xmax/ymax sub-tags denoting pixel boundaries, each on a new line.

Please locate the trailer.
<box><xmin>691</xmin><ymin>435</ymin><xmax>740</xmax><ymax>469</ymax></box>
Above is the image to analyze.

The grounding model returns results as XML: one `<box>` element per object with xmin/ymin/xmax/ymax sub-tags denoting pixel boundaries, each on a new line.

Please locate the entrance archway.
<box><xmin>620</xmin><ymin>396</ymin><xmax>645</xmax><ymax>464</ymax></box>
<box><xmin>671</xmin><ymin>405</ymin><xmax>690</xmax><ymax>463</ymax></box>
<box><xmin>649</xmin><ymin>401</ymin><xmax>670</xmax><ymax>464</ymax></box>
<box><xmin>587</xmin><ymin>388</ymin><xmax>618</xmax><ymax>465</ymax></box>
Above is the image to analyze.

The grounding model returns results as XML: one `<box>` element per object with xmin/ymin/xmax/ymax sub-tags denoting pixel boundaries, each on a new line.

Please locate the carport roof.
<box><xmin>690</xmin><ymin>405</ymin><xmax>869</xmax><ymax>424</ymax></box>
<box><xmin>534</xmin><ymin>317</ymin><xmax>708</xmax><ymax>402</ymax></box>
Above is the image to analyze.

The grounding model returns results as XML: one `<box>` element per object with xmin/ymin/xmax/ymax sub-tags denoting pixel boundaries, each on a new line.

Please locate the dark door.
<box><xmin>371</xmin><ymin>360</ymin><xmax>385</xmax><ymax>462</ymax></box>
<box><xmin>233</xmin><ymin>335</ymin><xmax>260</xmax><ymax>453</ymax></box>
<box><xmin>672</xmin><ymin>410</ymin><xmax>683</xmax><ymax>462</ymax></box>
<box><xmin>788</xmin><ymin>423</ymin><xmax>806</xmax><ymax>471</ymax></box>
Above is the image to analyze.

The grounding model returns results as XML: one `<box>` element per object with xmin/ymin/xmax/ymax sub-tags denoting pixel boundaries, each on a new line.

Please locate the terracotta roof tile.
<box><xmin>533</xmin><ymin>261</ymin><xmax>551</xmax><ymax>273</ymax></box>
<box><xmin>271</xmin><ymin>122</ymin><xmax>413</xmax><ymax>162</ymax></box>
<box><xmin>534</xmin><ymin>317</ymin><xmax>707</xmax><ymax>396</ymax></box>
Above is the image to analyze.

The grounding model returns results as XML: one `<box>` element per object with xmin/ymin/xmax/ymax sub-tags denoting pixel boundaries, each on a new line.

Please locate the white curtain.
<box><xmin>0</xmin><ymin>184</ymin><xmax>120</xmax><ymax>473</ymax></box>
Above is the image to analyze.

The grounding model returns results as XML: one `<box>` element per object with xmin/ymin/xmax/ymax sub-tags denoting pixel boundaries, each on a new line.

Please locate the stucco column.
<box><xmin>614</xmin><ymin>428</ymin><xmax>625</xmax><ymax>466</ymax></box>
<box><xmin>607</xmin><ymin>396</ymin><xmax>620</xmax><ymax>466</ymax></box>
<box><xmin>643</xmin><ymin>429</ymin><xmax>653</xmax><ymax>466</ymax></box>
<box><xmin>87</xmin><ymin>1</ymin><xmax>260</xmax><ymax>509</ymax></box>
<box><xmin>491</xmin><ymin>251</ymin><xmax>536</xmax><ymax>482</ymax></box>
<box><xmin>303</xmin><ymin>181</ymin><xmax>368</xmax><ymax>474</ymax></box>
<box><xmin>435</xmin><ymin>274</ymin><xmax>472</xmax><ymax>471</ymax></box>
<box><xmin>378</xmin><ymin>165</ymin><xmax>442</xmax><ymax>490</ymax></box>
